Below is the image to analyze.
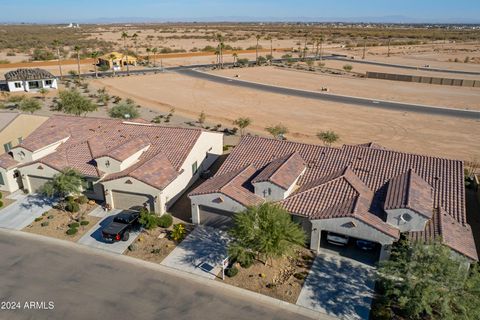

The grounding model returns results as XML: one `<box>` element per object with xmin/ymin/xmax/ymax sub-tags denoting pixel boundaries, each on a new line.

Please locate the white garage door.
<box><xmin>28</xmin><ymin>175</ymin><xmax>52</xmax><ymax>193</ymax></box>
<box><xmin>199</xmin><ymin>205</ymin><xmax>234</xmax><ymax>229</ymax></box>
<box><xmin>112</xmin><ymin>190</ymin><xmax>155</xmax><ymax>212</ymax></box>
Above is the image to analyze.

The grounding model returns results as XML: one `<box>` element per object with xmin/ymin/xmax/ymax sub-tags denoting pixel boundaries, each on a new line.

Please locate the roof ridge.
<box><xmin>221</xmin><ymin>164</ymin><xmax>255</xmax><ymax>191</ymax></box>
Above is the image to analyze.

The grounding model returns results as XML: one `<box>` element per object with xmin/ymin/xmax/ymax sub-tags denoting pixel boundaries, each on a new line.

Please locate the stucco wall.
<box><xmin>190</xmin><ymin>192</ymin><xmax>246</xmax><ymax>224</ymax></box>
<box><xmin>0</xmin><ymin>167</ymin><xmax>20</xmax><ymax>192</ymax></box>
<box><xmin>0</xmin><ymin>114</ymin><xmax>48</xmax><ymax>153</ymax></box>
<box><xmin>96</xmin><ymin>156</ymin><xmax>122</xmax><ymax>174</ymax></box>
<box><xmin>7</xmin><ymin>79</ymin><xmax>58</xmax><ymax>92</ymax></box>
<box><xmin>12</xmin><ymin>137</ymin><xmax>69</xmax><ymax>163</ymax></box>
<box><xmin>385</xmin><ymin>208</ymin><xmax>428</xmax><ymax>232</ymax></box>
<box><xmin>18</xmin><ymin>163</ymin><xmax>60</xmax><ymax>193</ymax></box>
<box><xmin>253</xmin><ymin>181</ymin><xmax>286</xmax><ymax>201</ymax></box>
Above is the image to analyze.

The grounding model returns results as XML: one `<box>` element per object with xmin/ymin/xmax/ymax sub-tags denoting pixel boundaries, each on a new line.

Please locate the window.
<box><xmin>3</xmin><ymin>142</ymin><xmax>12</xmax><ymax>153</ymax></box>
<box><xmin>192</xmin><ymin>161</ymin><xmax>198</xmax><ymax>175</ymax></box>
<box><xmin>268</xmin><ymin>188</ymin><xmax>272</xmax><ymax>196</ymax></box>
<box><xmin>28</xmin><ymin>81</ymin><xmax>40</xmax><ymax>89</ymax></box>
<box><xmin>401</xmin><ymin>213</ymin><xmax>412</xmax><ymax>222</ymax></box>
<box><xmin>86</xmin><ymin>181</ymin><xmax>94</xmax><ymax>192</ymax></box>
<box><xmin>14</xmin><ymin>82</ymin><xmax>22</xmax><ymax>88</ymax></box>
<box><xmin>45</xmin><ymin>80</ymin><xmax>53</xmax><ymax>86</ymax></box>
<box><xmin>0</xmin><ymin>173</ymin><xmax>4</xmax><ymax>186</ymax></box>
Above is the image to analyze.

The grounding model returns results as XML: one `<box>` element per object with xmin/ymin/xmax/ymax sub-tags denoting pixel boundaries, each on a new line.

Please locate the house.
<box><xmin>98</xmin><ymin>52</ymin><xmax>137</xmax><ymax>71</ymax></box>
<box><xmin>0</xmin><ymin>112</ymin><xmax>48</xmax><ymax>153</ymax></box>
<box><xmin>5</xmin><ymin>68</ymin><xmax>58</xmax><ymax>92</ymax></box>
<box><xmin>0</xmin><ymin>115</ymin><xmax>223</xmax><ymax>214</ymax></box>
<box><xmin>189</xmin><ymin>136</ymin><xmax>478</xmax><ymax>262</ymax></box>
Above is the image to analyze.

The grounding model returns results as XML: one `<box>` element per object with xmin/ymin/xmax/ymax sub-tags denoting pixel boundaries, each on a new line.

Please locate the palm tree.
<box><xmin>132</xmin><ymin>33</ymin><xmax>139</xmax><ymax>57</ymax></box>
<box><xmin>91</xmin><ymin>51</ymin><xmax>100</xmax><ymax>78</ymax></box>
<box><xmin>121</xmin><ymin>31</ymin><xmax>130</xmax><ymax>75</ymax></box>
<box><xmin>73</xmin><ymin>45</ymin><xmax>81</xmax><ymax>79</ymax></box>
<box><xmin>362</xmin><ymin>36</ymin><xmax>368</xmax><ymax>60</ymax></box>
<box><xmin>109</xmin><ymin>53</ymin><xmax>117</xmax><ymax>76</ymax></box>
<box><xmin>216</xmin><ymin>34</ymin><xmax>224</xmax><ymax>68</ymax></box>
<box><xmin>387</xmin><ymin>35</ymin><xmax>392</xmax><ymax>58</ymax></box>
<box><xmin>232</xmin><ymin>52</ymin><xmax>238</xmax><ymax>66</ymax></box>
<box><xmin>52</xmin><ymin>40</ymin><xmax>63</xmax><ymax>79</ymax></box>
<box><xmin>233</xmin><ymin>117</ymin><xmax>251</xmax><ymax>136</ymax></box>
<box><xmin>146</xmin><ymin>47</ymin><xmax>151</xmax><ymax>65</ymax></box>
<box><xmin>319</xmin><ymin>35</ymin><xmax>324</xmax><ymax>62</ymax></box>
<box><xmin>151</xmin><ymin>47</ymin><xmax>158</xmax><ymax>67</ymax></box>
<box><xmin>255</xmin><ymin>34</ymin><xmax>261</xmax><ymax>64</ymax></box>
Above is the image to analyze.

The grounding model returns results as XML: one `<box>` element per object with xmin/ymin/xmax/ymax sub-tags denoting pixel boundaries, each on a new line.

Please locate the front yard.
<box><xmin>219</xmin><ymin>246</ymin><xmax>315</xmax><ymax>304</ymax></box>
<box><xmin>0</xmin><ymin>191</ymin><xmax>16</xmax><ymax>209</ymax></box>
<box><xmin>23</xmin><ymin>201</ymin><xmax>100</xmax><ymax>242</ymax></box>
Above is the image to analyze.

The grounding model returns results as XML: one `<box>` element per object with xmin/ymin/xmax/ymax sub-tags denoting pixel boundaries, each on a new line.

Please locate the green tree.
<box><xmin>19</xmin><ymin>97</ymin><xmax>41</xmax><ymax>114</ymax></box>
<box><xmin>151</xmin><ymin>47</ymin><xmax>158</xmax><ymax>67</ymax></box>
<box><xmin>316</xmin><ymin>130</ymin><xmax>339</xmax><ymax>146</ymax></box>
<box><xmin>108</xmin><ymin>102</ymin><xmax>140</xmax><ymax>119</ymax></box>
<box><xmin>232</xmin><ymin>52</ymin><xmax>238</xmax><ymax>66</ymax></box>
<box><xmin>376</xmin><ymin>237</ymin><xmax>480</xmax><ymax>320</ymax></box>
<box><xmin>228</xmin><ymin>203</ymin><xmax>305</xmax><ymax>266</ymax></box>
<box><xmin>255</xmin><ymin>34</ymin><xmax>261</xmax><ymax>64</ymax></box>
<box><xmin>56</xmin><ymin>89</ymin><xmax>97</xmax><ymax>116</ymax></box>
<box><xmin>91</xmin><ymin>51</ymin><xmax>100</xmax><ymax>78</ymax></box>
<box><xmin>39</xmin><ymin>168</ymin><xmax>86</xmax><ymax>198</ymax></box>
<box><xmin>233</xmin><ymin>117</ymin><xmax>252</xmax><ymax>136</ymax></box>
<box><xmin>265</xmin><ymin>124</ymin><xmax>288</xmax><ymax>139</ymax></box>
<box><xmin>121</xmin><ymin>31</ymin><xmax>130</xmax><ymax>75</ymax></box>
<box><xmin>131</xmin><ymin>33</ymin><xmax>139</xmax><ymax>57</ymax></box>
<box><xmin>109</xmin><ymin>53</ymin><xmax>117</xmax><ymax>76</ymax></box>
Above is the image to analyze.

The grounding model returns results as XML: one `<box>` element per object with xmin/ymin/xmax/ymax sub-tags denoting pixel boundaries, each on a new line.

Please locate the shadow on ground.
<box><xmin>19</xmin><ymin>195</ymin><xmax>57</xmax><ymax>210</ymax></box>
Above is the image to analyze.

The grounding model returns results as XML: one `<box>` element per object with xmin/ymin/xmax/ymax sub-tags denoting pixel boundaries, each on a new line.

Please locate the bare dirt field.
<box><xmin>90</xmin><ymin>72</ymin><xmax>480</xmax><ymax>161</ymax></box>
<box><xmin>125</xmin><ymin>228</ymin><xmax>178</xmax><ymax>264</ymax></box>
<box><xmin>210</xmin><ymin>66</ymin><xmax>480</xmax><ymax>110</ymax></box>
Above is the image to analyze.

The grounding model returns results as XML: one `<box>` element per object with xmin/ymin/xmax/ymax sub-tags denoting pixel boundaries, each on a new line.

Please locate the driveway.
<box><xmin>0</xmin><ymin>193</ymin><xmax>55</xmax><ymax>230</ymax></box>
<box><xmin>161</xmin><ymin>226</ymin><xmax>229</xmax><ymax>279</ymax></box>
<box><xmin>77</xmin><ymin>210</ymin><xmax>141</xmax><ymax>254</ymax></box>
<box><xmin>297</xmin><ymin>252</ymin><xmax>376</xmax><ymax>320</ymax></box>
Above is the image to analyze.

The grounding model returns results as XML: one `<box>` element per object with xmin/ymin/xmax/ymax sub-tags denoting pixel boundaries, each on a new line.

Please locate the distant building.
<box><xmin>5</xmin><ymin>68</ymin><xmax>58</xmax><ymax>92</ymax></box>
<box><xmin>98</xmin><ymin>52</ymin><xmax>137</xmax><ymax>71</ymax></box>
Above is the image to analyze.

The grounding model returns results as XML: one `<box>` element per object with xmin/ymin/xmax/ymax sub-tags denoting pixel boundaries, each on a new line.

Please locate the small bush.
<box><xmin>108</xmin><ymin>102</ymin><xmax>140</xmax><ymax>119</ymax></box>
<box><xmin>151</xmin><ymin>248</ymin><xmax>162</xmax><ymax>254</ymax></box>
<box><xmin>66</xmin><ymin>228</ymin><xmax>78</xmax><ymax>235</ymax></box>
<box><xmin>293</xmin><ymin>272</ymin><xmax>307</xmax><ymax>280</ymax></box>
<box><xmin>76</xmin><ymin>195</ymin><xmax>88</xmax><ymax>204</ymax></box>
<box><xmin>47</xmin><ymin>215</ymin><xmax>54</xmax><ymax>220</ymax></box>
<box><xmin>80</xmin><ymin>220</ymin><xmax>90</xmax><ymax>226</ymax></box>
<box><xmin>343</xmin><ymin>64</ymin><xmax>353</xmax><ymax>72</ymax></box>
<box><xmin>157</xmin><ymin>214</ymin><xmax>173</xmax><ymax>228</ymax></box>
<box><xmin>34</xmin><ymin>217</ymin><xmax>43</xmax><ymax>222</ymax></box>
<box><xmin>226</xmin><ymin>267</ymin><xmax>239</xmax><ymax>278</ymax></box>
<box><xmin>171</xmin><ymin>223</ymin><xmax>186</xmax><ymax>242</ymax></box>
<box><xmin>139</xmin><ymin>210</ymin><xmax>158</xmax><ymax>230</ymax></box>
<box><xmin>0</xmin><ymin>200</ymin><xmax>3</xmax><ymax>208</ymax></box>
<box><xmin>41</xmin><ymin>221</ymin><xmax>49</xmax><ymax>227</ymax></box>
<box><xmin>0</xmin><ymin>192</ymin><xmax>3</xmax><ymax>199</ymax></box>
<box><xmin>68</xmin><ymin>222</ymin><xmax>80</xmax><ymax>228</ymax></box>
<box><xmin>65</xmin><ymin>196</ymin><xmax>75</xmax><ymax>202</ymax></box>
<box><xmin>65</xmin><ymin>201</ymin><xmax>80</xmax><ymax>213</ymax></box>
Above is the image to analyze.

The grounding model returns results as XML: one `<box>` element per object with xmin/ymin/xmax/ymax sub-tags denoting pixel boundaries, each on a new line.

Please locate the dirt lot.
<box><xmin>124</xmin><ymin>228</ymin><xmax>178</xmax><ymax>264</ymax></box>
<box><xmin>90</xmin><ymin>72</ymin><xmax>480</xmax><ymax>161</ymax></box>
<box><xmin>23</xmin><ymin>203</ymin><xmax>100</xmax><ymax>242</ymax></box>
<box><xmin>211</xmin><ymin>66</ymin><xmax>480</xmax><ymax>110</ymax></box>
<box><xmin>219</xmin><ymin>247</ymin><xmax>315</xmax><ymax>304</ymax></box>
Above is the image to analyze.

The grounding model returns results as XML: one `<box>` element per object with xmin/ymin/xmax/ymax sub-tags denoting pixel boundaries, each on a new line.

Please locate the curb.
<box><xmin>0</xmin><ymin>228</ymin><xmax>336</xmax><ymax>320</ymax></box>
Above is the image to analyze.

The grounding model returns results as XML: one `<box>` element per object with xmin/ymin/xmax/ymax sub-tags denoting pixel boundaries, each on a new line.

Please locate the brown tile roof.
<box><xmin>189</xmin><ymin>165</ymin><xmax>264</xmax><ymax>207</ymax></box>
<box><xmin>384</xmin><ymin>169</ymin><xmax>433</xmax><ymax>219</ymax></box>
<box><xmin>202</xmin><ymin>135</ymin><xmax>474</xmax><ymax>260</ymax></box>
<box><xmin>0</xmin><ymin>152</ymin><xmax>18</xmax><ymax>169</ymax></box>
<box><xmin>251</xmin><ymin>152</ymin><xmax>305</xmax><ymax>190</ymax></box>
<box><xmin>101</xmin><ymin>134</ymin><xmax>151</xmax><ymax>162</ymax></box>
<box><xmin>12</xmin><ymin>116</ymin><xmax>202</xmax><ymax>188</ymax></box>
<box><xmin>5</xmin><ymin>68</ymin><xmax>55</xmax><ymax>82</ymax></box>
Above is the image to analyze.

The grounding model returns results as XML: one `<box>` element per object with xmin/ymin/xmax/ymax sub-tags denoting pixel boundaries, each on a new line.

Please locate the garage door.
<box><xmin>199</xmin><ymin>205</ymin><xmax>234</xmax><ymax>229</ymax></box>
<box><xmin>27</xmin><ymin>175</ymin><xmax>52</xmax><ymax>193</ymax></box>
<box><xmin>112</xmin><ymin>190</ymin><xmax>155</xmax><ymax>212</ymax></box>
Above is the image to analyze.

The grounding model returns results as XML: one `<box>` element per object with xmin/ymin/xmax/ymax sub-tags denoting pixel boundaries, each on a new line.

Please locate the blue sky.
<box><xmin>0</xmin><ymin>0</ymin><xmax>479</xmax><ymax>23</ymax></box>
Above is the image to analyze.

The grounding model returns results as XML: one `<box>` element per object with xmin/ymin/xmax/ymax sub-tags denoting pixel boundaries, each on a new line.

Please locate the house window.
<box><xmin>14</xmin><ymin>82</ymin><xmax>22</xmax><ymax>88</ymax></box>
<box><xmin>3</xmin><ymin>142</ymin><xmax>12</xmax><ymax>153</ymax></box>
<box><xmin>192</xmin><ymin>161</ymin><xmax>198</xmax><ymax>175</ymax></box>
<box><xmin>0</xmin><ymin>173</ymin><xmax>4</xmax><ymax>186</ymax></box>
<box><xmin>28</xmin><ymin>81</ymin><xmax>40</xmax><ymax>89</ymax></box>
<box><xmin>86</xmin><ymin>181</ymin><xmax>94</xmax><ymax>192</ymax></box>
<box><xmin>268</xmin><ymin>188</ymin><xmax>272</xmax><ymax>195</ymax></box>
<box><xmin>45</xmin><ymin>80</ymin><xmax>53</xmax><ymax>86</ymax></box>
<box><xmin>401</xmin><ymin>213</ymin><xmax>412</xmax><ymax>222</ymax></box>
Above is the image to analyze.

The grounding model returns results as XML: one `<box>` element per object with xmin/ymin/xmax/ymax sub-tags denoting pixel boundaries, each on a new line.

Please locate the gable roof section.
<box><xmin>100</xmin><ymin>134</ymin><xmax>150</xmax><ymax>162</ymax></box>
<box><xmin>384</xmin><ymin>169</ymin><xmax>433</xmax><ymax>218</ymax></box>
<box><xmin>251</xmin><ymin>152</ymin><xmax>305</xmax><ymax>190</ymax></box>
<box><xmin>5</xmin><ymin>68</ymin><xmax>55</xmax><ymax>82</ymax></box>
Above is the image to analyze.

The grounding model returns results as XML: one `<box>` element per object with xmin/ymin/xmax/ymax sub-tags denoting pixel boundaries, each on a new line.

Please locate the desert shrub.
<box><xmin>293</xmin><ymin>272</ymin><xmax>307</xmax><ymax>280</ymax></box>
<box><xmin>34</xmin><ymin>217</ymin><xmax>43</xmax><ymax>222</ymax></box>
<box><xmin>0</xmin><ymin>192</ymin><xmax>2</xmax><ymax>199</ymax></box>
<box><xmin>80</xmin><ymin>220</ymin><xmax>90</xmax><ymax>226</ymax></box>
<box><xmin>139</xmin><ymin>209</ymin><xmax>158</xmax><ymax>230</ymax></box>
<box><xmin>151</xmin><ymin>248</ymin><xmax>162</xmax><ymax>254</ymax></box>
<box><xmin>157</xmin><ymin>214</ymin><xmax>173</xmax><ymax>228</ymax></box>
<box><xmin>41</xmin><ymin>221</ymin><xmax>49</xmax><ymax>227</ymax></box>
<box><xmin>237</xmin><ymin>58</ymin><xmax>249</xmax><ymax>66</ymax></box>
<box><xmin>171</xmin><ymin>223</ymin><xmax>186</xmax><ymax>242</ymax></box>
<box><xmin>0</xmin><ymin>200</ymin><xmax>3</xmax><ymax>208</ymax></box>
<box><xmin>66</xmin><ymin>228</ymin><xmax>78</xmax><ymax>235</ymax></box>
<box><xmin>226</xmin><ymin>267</ymin><xmax>239</xmax><ymax>278</ymax></box>
<box><xmin>68</xmin><ymin>222</ymin><xmax>80</xmax><ymax>228</ymax></box>
<box><xmin>0</xmin><ymin>60</ymin><xmax>10</xmax><ymax>64</ymax></box>
<box><xmin>47</xmin><ymin>215</ymin><xmax>54</xmax><ymax>219</ymax></box>
<box><xmin>65</xmin><ymin>201</ymin><xmax>80</xmax><ymax>213</ymax></box>
<box><xmin>343</xmin><ymin>64</ymin><xmax>353</xmax><ymax>72</ymax></box>
<box><xmin>108</xmin><ymin>102</ymin><xmax>140</xmax><ymax>119</ymax></box>
<box><xmin>75</xmin><ymin>195</ymin><xmax>88</xmax><ymax>204</ymax></box>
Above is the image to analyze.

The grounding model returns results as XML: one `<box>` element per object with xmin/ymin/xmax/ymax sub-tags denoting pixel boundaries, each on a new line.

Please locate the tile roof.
<box><xmin>5</xmin><ymin>68</ymin><xmax>55</xmax><ymax>82</ymax></box>
<box><xmin>0</xmin><ymin>152</ymin><xmax>18</xmax><ymax>169</ymax></box>
<box><xmin>100</xmin><ymin>134</ymin><xmax>151</xmax><ymax>162</ymax></box>
<box><xmin>198</xmin><ymin>135</ymin><xmax>475</xmax><ymax>260</ymax></box>
<box><xmin>189</xmin><ymin>165</ymin><xmax>264</xmax><ymax>207</ymax></box>
<box><xmin>251</xmin><ymin>152</ymin><xmax>305</xmax><ymax>190</ymax></box>
<box><xmin>11</xmin><ymin>116</ymin><xmax>202</xmax><ymax>189</ymax></box>
<box><xmin>384</xmin><ymin>169</ymin><xmax>433</xmax><ymax>218</ymax></box>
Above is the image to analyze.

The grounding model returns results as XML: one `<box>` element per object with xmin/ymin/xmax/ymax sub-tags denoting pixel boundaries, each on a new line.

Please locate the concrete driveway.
<box><xmin>0</xmin><ymin>193</ymin><xmax>55</xmax><ymax>230</ymax></box>
<box><xmin>77</xmin><ymin>210</ymin><xmax>141</xmax><ymax>254</ymax></box>
<box><xmin>161</xmin><ymin>226</ymin><xmax>229</xmax><ymax>279</ymax></box>
<box><xmin>297</xmin><ymin>252</ymin><xmax>376</xmax><ymax>320</ymax></box>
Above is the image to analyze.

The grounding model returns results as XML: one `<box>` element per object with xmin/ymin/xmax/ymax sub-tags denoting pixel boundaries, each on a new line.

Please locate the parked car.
<box><xmin>326</xmin><ymin>232</ymin><xmax>349</xmax><ymax>246</ymax></box>
<box><xmin>356</xmin><ymin>239</ymin><xmax>376</xmax><ymax>251</ymax></box>
<box><xmin>102</xmin><ymin>211</ymin><xmax>140</xmax><ymax>242</ymax></box>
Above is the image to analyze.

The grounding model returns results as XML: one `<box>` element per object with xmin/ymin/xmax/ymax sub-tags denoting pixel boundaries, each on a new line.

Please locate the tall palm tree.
<box><xmin>132</xmin><ymin>33</ymin><xmax>139</xmax><ymax>57</ymax></box>
<box><xmin>232</xmin><ymin>52</ymin><xmax>238</xmax><ymax>66</ymax></box>
<box><xmin>52</xmin><ymin>40</ymin><xmax>63</xmax><ymax>79</ymax></box>
<box><xmin>151</xmin><ymin>47</ymin><xmax>158</xmax><ymax>67</ymax></box>
<box><xmin>362</xmin><ymin>36</ymin><xmax>367</xmax><ymax>60</ymax></box>
<box><xmin>216</xmin><ymin>34</ymin><xmax>224</xmax><ymax>68</ymax></box>
<box><xmin>146</xmin><ymin>47</ymin><xmax>151</xmax><ymax>65</ymax></box>
<box><xmin>387</xmin><ymin>35</ymin><xmax>392</xmax><ymax>58</ymax></box>
<box><xmin>121</xmin><ymin>31</ymin><xmax>130</xmax><ymax>75</ymax></box>
<box><xmin>319</xmin><ymin>35</ymin><xmax>324</xmax><ymax>62</ymax></box>
<box><xmin>73</xmin><ymin>45</ymin><xmax>81</xmax><ymax>79</ymax></box>
<box><xmin>91</xmin><ymin>51</ymin><xmax>100</xmax><ymax>78</ymax></box>
<box><xmin>109</xmin><ymin>53</ymin><xmax>117</xmax><ymax>76</ymax></box>
<box><xmin>255</xmin><ymin>34</ymin><xmax>261</xmax><ymax>65</ymax></box>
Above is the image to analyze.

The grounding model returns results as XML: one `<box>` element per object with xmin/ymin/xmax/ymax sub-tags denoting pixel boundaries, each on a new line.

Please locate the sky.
<box><xmin>0</xmin><ymin>0</ymin><xmax>479</xmax><ymax>23</ymax></box>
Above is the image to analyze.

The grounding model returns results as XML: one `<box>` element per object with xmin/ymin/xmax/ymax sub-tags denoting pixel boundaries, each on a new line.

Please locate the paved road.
<box><xmin>174</xmin><ymin>68</ymin><xmax>480</xmax><ymax>120</ymax></box>
<box><xmin>0</xmin><ymin>230</ymin><xmax>315</xmax><ymax>320</ymax></box>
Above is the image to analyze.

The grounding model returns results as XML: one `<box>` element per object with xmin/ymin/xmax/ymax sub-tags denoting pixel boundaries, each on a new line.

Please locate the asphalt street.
<box><xmin>0</xmin><ymin>230</ymin><xmax>314</xmax><ymax>320</ymax></box>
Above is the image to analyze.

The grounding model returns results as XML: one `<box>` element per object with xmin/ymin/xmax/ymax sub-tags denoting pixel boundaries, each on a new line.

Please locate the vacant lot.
<box><xmin>91</xmin><ymin>72</ymin><xmax>480</xmax><ymax>160</ymax></box>
<box><xmin>211</xmin><ymin>66</ymin><xmax>480</xmax><ymax>110</ymax></box>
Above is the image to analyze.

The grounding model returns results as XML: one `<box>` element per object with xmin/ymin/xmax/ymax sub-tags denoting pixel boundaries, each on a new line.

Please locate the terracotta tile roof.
<box><xmin>101</xmin><ymin>134</ymin><xmax>151</xmax><ymax>162</ymax></box>
<box><xmin>384</xmin><ymin>169</ymin><xmax>433</xmax><ymax>219</ymax></box>
<box><xmin>203</xmin><ymin>135</ymin><xmax>475</xmax><ymax>260</ymax></box>
<box><xmin>251</xmin><ymin>152</ymin><xmax>305</xmax><ymax>190</ymax></box>
<box><xmin>12</xmin><ymin>116</ymin><xmax>202</xmax><ymax>187</ymax></box>
<box><xmin>5</xmin><ymin>68</ymin><xmax>55</xmax><ymax>82</ymax></box>
<box><xmin>0</xmin><ymin>152</ymin><xmax>18</xmax><ymax>169</ymax></box>
<box><xmin>189</xmin><ymin>165</ymin><xmax>264</xmax><ymax>207</ymax></box>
